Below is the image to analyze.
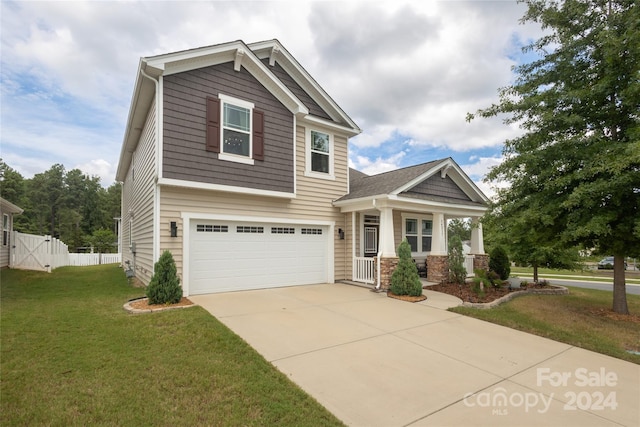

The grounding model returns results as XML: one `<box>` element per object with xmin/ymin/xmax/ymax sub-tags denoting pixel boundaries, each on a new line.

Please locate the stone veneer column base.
<box><xmin>374</xmin><ymin>257</ymin><xmax>399</xmax><ymax>290</ymax></box>
<box><xmin>427</xmin><ymin>255</ymin><xmax>449</xmax><ymax>284</ymax></box>
<box><xmin>473</xmin><ymin>254</ymin><xmax>489</xmax><ymax>273</ymax></box>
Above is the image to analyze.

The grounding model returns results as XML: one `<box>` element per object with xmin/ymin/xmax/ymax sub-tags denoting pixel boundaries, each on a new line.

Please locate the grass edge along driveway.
<box><xmin>0</xmin><ymin>265</ymin><xmax>344</xmax><ymax>427</ymax></box>
<box><xmin>450</xmin><ymin>286</ymin><xmax>640</xmax><ymax>365</ymax></box>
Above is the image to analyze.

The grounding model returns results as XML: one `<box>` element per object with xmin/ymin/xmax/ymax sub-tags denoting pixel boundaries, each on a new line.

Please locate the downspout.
<box><xmin>139</xmin><ymin>66</ymin><xmax>161</xmax><ymax>268</ymax></box>
<box><xmin>373</xmin><ymin>198</ymin><xmax>382</xmax><ymax>290</ymax></box>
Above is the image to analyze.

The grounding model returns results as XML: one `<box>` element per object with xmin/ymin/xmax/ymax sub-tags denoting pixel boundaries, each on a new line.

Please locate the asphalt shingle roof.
<box><xmin>338</xmin><ymin>159</ymin><xmax>446</xmax><ymax>201</ymax></box>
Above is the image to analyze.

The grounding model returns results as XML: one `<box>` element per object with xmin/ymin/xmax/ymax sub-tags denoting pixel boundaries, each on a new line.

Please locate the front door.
<box><xmin>364</xmin><ymin>226</ymin><xmax>378</xmax><ymax>257</ymax></box>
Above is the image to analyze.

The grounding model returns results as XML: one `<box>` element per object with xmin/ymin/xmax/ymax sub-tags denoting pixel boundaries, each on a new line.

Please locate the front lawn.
<box><xmin>450</xmin><ymin>286</ymin><xmax>640</xmax><ymax>364</ymax></box>
<box><xmin>0</xmin><ymin>266</ymin><xmax>343</xmax><ymax>426</ymax></box>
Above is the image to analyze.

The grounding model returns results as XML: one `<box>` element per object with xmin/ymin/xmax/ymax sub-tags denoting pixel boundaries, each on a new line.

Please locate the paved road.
<box><xmin>516</xmin><ymin>276</ymin><xmax>640</xmax><ymax>295</ymax></box>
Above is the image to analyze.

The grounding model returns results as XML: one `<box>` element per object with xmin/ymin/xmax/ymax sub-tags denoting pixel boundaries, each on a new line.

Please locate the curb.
<box><xmin>123</xmin><ymin>297</ymin><xmax>197</xmax><ymax>314</ymax></box>
<box><xmin>461</xmin><ymin>285</ymin><xmax>569</xmax><ymax>309</ymax></box>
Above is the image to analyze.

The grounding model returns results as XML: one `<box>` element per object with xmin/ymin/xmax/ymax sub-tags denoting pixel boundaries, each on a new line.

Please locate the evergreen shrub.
<box><xmin>146</xmin><ymin>250</ymin><xmax>182</xmax><ymax>305</ymax></box>
<box><xmin>489</xmin><ymin>246</ymin><xmax>511</xmax><ymax>280</ymax></box>
<box><xmin>390</xmin><ymin>239</ymin><xmax>423</xmax><ymax>297</ymax></box>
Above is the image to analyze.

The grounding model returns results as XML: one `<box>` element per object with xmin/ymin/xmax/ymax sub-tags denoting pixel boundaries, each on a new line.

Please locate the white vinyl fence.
<box><xmin>11</xmin><ymin>231</ymin><xmax>121</xmax><ymax>272</ymax></box>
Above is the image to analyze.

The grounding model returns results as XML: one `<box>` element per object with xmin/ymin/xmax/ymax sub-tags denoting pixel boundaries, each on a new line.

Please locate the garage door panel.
<box><xmin>189</xmin><ymin>220</ymin><xmax>328</xmax><ymax>295</ymax></box>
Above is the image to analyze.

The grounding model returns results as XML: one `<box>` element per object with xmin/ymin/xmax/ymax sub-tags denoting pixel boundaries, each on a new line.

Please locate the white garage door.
<box><xmin>189</xmin><ymin>220</ymin><xmax>329</xmax><ymax>294</ymax></box>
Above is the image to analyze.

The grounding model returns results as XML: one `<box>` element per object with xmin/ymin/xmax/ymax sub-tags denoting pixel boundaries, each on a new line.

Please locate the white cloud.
<box><xmin>460</xmin><ymin>155</ymin><xmax>509</xmax><ymax>200</ymax></box>
<box><xmin>74</xmin><ymin>159</ymin><xmax>114</xmax><ymax>185</ymax></box>
<box><xmin>351</xmin><ymin>151</ymin><xmax>407</xmax><ymax>175</ymax></box>
<box><xmin>0</xmin><ymin>0</ymin><xmax>543</xmax><ymax>189</ymax></box>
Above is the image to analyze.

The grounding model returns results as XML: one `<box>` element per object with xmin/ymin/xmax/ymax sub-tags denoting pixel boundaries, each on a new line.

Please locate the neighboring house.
<box><xmin>116</xmin><ymin>39</ymin><xmax>489</xmax><ymax>295</ymax></box>
<box><xmin>0</xmin><ymin>197</ymin><xmax>23</xmax><ymax>268</ymax></box>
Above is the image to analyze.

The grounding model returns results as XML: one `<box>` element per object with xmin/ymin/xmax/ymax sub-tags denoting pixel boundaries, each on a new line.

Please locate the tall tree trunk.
<box><xmin>533</xmin><ymin>264</ymin><xmax>539</xmax><ymax>283</ymax></box>
<box><xmin>612</xmin><ymin>254</ymin><xmax>629</xmax><ymax>315</ymax></box>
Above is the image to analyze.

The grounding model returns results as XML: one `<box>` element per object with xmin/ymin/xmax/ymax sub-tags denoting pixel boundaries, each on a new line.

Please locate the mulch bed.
<box><xmin>387</xmin><ymin>292</ymin><xmax>427</xmax><ymax>303</ymax></box>
<box><xmin>425</xmin><ymin>282</ymin><xmax>554</xmax><ymax>304</ymax></box>
<box><xmin>129</xmin><ymin>297</ymin><xmax>194</xmax><ymax>310</ymax></box>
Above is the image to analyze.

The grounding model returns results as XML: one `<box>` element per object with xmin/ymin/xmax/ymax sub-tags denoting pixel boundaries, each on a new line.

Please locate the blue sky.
<box><xmin>0</xmin><ymin>0</ymin><xmax>544</xmax><ymax>197</ymax></box>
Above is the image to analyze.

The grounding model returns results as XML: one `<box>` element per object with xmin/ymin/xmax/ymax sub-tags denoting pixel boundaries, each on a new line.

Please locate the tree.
<box><xmin>448</xmin><ymin>235</ymin><xmax>467</xmax><ymax>285</ymax></box>
<box><xmin>469</xmin><ymin>0</ymin><xmax>640</xmax><ymax>314</ymax></box>
<box><xmin>390</xmin><ymin>239</ymin><xmax>423</xmax><ymax>297</ymax></box>
<box><xmin>146</xmin><ymin>250</ymin><xmax>182</xmax><ymax>305</ymax></box>
<box><xmin>482</xmin><ymin>206</ymin><xmax>581</xmax><ymax>282</ymax></box>
<box><xmin>89</xmin><ymin>229</ymin><xmax>116</xmax><ymax>254</ymax></box>
<box><xmin>448</xmin><ymin>218</ymin><xmax>471</xmax><ymax>243</ymax></box>
<box><xmin>489</xmin><ymin>246</ymin><xmax>511</xmax><ymax>281</ymax></box>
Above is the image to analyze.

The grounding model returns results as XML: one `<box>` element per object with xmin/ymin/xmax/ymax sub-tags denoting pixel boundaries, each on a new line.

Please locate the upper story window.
<box><xmin>207</xmin><ymin>94</ymin><xmax>264</xmax><ymax>165</ymax></box>
<box><xmin>219</xmin><ymin>94</ymin><xmax>254</xmax><ymax>164</ymax></box>
<box><xmin>305</xmin><ymin>128</ymin><xmax>334</xmax><ymax>180</ymax></box>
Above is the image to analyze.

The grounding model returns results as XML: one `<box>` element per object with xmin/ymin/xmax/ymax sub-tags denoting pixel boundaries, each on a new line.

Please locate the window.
<box><xmin>2</xmin><ymin>214</ymin><xmax>8</xmax><ymax>246</ymax></box>
<box><xmin>403</xmin><ymin>216</ymin><xmax>433</xmax><ymax>253</ymax></box>
<box><xmin>206</xmin><ymin>94</ymin><xmax>264</xmax><ymax>165</ymax></box>
<box><xmin>223</xmin><ymin>102</ymin><xmax>251</xmax><ymax>157</ymax></box>
<box><xmin>271</xmin><ymin>227</ymin><xmax>295</xmax><ymax>234</ymax></box>
<box><xmin>197</xmin><ymin>224</ymin><xmax>228</xmax><ymax>233</ymax></box>
<box><xmin>305</xmin><ymin>128</ymin><xmax>334</xmax><ymax>179</ymax></box>
<box><xmin>311</xmin><ymin>131</ymin><xmax>330</xmax><ymax>173</ymax></box>
<box><xmin>237</xmin><ymin>226</ymin><xmax>264</xmax><ymax>233</ymax></box>
<box><xmin>405</xmin><ymin>219</ymin><xmax>418</xmax><ymax>252</ymax></box>
<box><xmin>301</xmin><ymin>228</ymin><xmax>323</xmax><ymax>235</ymax></box>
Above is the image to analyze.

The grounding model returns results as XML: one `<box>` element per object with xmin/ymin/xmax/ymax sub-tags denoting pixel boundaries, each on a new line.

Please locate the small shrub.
<box><xmin>489</xmin><ymin>246</ymin><xmax>511</xmax><ymax>280</ymax></box>
<box><xmin>390</xmin><ymin>240</ymin><xmax>423</xmax><ymax>297</ymax></box>
<box><xmin>448</xmin><ymin>235</ymin><xmax>467</xmax><ymax>285</ymax></box>
<box><xmin>146</xmin><ymin>250</ymin><xmax>182</xmax><ymax>305</ymax></box>
<box><xmin>471</xmin><ymin>269</ymin><xmax>490</xmax><ymax>297</ymax></box>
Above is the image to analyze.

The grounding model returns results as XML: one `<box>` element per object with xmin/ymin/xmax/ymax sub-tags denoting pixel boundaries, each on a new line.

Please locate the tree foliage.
<box><xmin>448</xmin><ymin>218</ymin><xmax>471</xmax><ymax>243</ymax></box>
<box><xmin>0</xmin><ymin>160</ymin><xmax>121</xmax><ymax>251</ymax></box>
<box><xmin>469</xmin><ymin>0</ymin><xmax>640</xmax><ymax>314</ymax></box>
<box><xmin>390</xmin><ymin>239</ymin><xmax>423</xmax><ymax>297</ymax></box>
<box><xmin>146</xmin><ymin>250</ymin><xmax>182</xmax><ymax>305</ymax></box>
<box><xmin>448</xmin><ymin>235</ymin><xmax>467</xmax><ymax>285</ymax></box>
<box><xmin>488</xmin><ymin>246</ymin><xmax>511</xmax><ymax>281</ymax></box>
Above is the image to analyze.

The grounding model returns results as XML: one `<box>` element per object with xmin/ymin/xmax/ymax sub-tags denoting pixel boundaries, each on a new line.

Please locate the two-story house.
<box><xmin>116</xmin><ymin>39</ymin><xmax>489</xmax><ymax>295</ymax></box>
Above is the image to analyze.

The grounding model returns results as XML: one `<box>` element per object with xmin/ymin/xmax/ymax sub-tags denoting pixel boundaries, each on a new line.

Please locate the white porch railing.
<box><xmin>464</xmin><ymin>255</ymin><xmax>475</xmax><ymax>277</ymax></box>
<box><xmin>353</xmin><ymin>257</ymin><xmax>375</xmax><ymax>284</ymax></box>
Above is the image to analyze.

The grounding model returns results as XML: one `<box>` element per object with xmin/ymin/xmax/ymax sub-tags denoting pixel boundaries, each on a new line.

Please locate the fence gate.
<box><xmin>11</xmin><ymin>231</ymin><xmax>52</xmax><ymax>272</ymax></box>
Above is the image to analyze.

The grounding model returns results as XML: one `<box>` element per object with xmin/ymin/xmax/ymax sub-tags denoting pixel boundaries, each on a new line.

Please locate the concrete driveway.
<box><xmin>191</xmin><ymin>284</ymin><xmax>640</xmax><ymax>427</ymax></box>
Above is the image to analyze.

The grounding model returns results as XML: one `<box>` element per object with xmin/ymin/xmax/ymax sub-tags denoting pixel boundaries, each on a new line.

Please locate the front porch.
<box><xmin>343</xmin><ymin>207</ymin><xmax>488</xmax><ymax>289</ymax></box>
<box><xmin>334</xmin><ymin>159</ymin><xmax>491</xmax><ymax>290</ymax></box>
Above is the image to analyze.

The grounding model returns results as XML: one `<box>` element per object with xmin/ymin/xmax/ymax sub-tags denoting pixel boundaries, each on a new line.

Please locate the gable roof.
<box><xmin>336</xmin><ymin>158</ymin><xmax>489</xmax><ymax>207</ymax></box>
<box><xmin>116</xmin><ymin>39</ymin><xmax>360</xmax><ymax>182</ymax></box>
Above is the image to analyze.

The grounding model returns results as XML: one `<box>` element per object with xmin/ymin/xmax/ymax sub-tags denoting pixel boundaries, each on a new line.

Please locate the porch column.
<box><xmin>470</xmin><ymin>217</ymin><xmax>489</xmax><ymax>272</ymax></box>
<box><xmin>379</xmin><ymin>206</ymin><xmax>396</xmax><ymax>257</ymax></box>
<box><xmin>430</xmin><ymin>212</ymin><xmax>447</xmax><ymax>255</ymax></box>
<box><xmin>427</xmin><ymin>212</ymin><xmax>448</xmax><ymax>283</ymax></box>
<box><xmin>470</xmin><ymin>217</ymin><xmax>485</xmax><ymax>254</ymax></box>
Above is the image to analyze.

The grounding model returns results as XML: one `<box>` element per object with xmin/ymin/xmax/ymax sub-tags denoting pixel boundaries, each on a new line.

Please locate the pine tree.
<box><xmin>146</xmin><ymin>250</ymin><xmax>182</xmax><ymax>305</ymax></box>
<box><xmin>390</xmin><ymin>239</ymin><xmax>423</xmax><ymax>297</ymax></box>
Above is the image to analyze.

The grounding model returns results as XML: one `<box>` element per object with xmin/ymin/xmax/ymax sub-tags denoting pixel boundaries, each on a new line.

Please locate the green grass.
<box><xmin>0</xmin><ymin>266</ymin><xmax>344</xmax><ymax>427</ymax></box>
<box><xmin>510</xmin><ymin>266</ymin><xmax>640</xmax><ymax>284</ymax></box>
<box><xmin>450</xmin><ymin>286</ymin><xmax>640</xmax><ymax>364</ymax></box>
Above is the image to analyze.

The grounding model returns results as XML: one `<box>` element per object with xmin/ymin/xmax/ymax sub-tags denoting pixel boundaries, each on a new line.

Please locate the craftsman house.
<box><xmin>116</xmin><ymin>39</ymin><xmax>489</xmax><ymax>295</ymax></box>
